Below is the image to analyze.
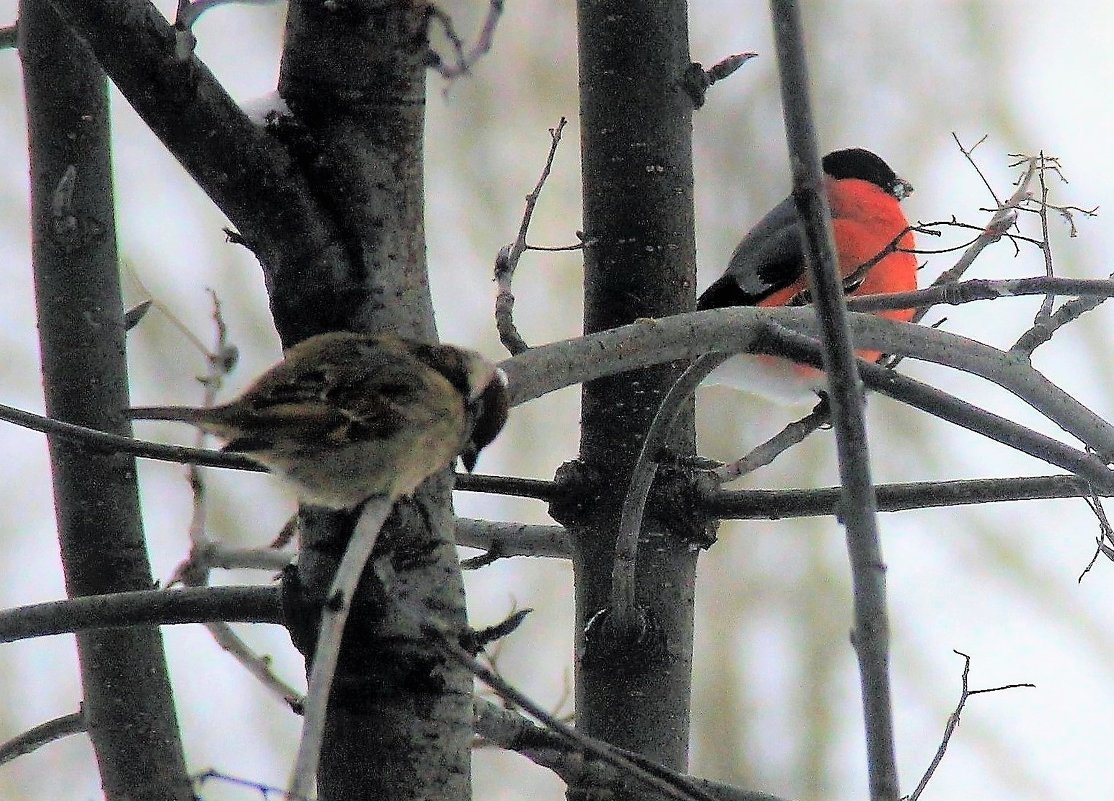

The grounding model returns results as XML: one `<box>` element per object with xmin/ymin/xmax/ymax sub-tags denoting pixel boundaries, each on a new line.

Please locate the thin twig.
<box><xmin>909</xmin><ymin>142</ymin><xmax>1038</xmax><ymax>325</ymax></box>
<box><xmin>193</xmin><ymin>769</ymin><xmax>289</xmax><ymax>799</ymax></box>
<box><xmin>1078</xmin><ymin>488</ymin><xmax>1114</xmax><ymax>582</ymax></box>
<box><xmin>714</xmin><ymin>397</ymin><xmax>829</xmax><ymax>483</ymax></box>
<box><xmin>907</xmin><ymin>651</ymin><xmax>1034</xmax><ymax>801</ymax></box>
<box><xmin>206</xmin><ymin>621</ymin><xmax>302</xmax><ymax>708</ymax></box>
<box><xmin>682</xmin><ymin>52</ymin><xmax>759</xmax><ymax>108</ymax></box>
<box><xmin>0</xmin><ymin>401</ymin><xmax>261</xmax><ymax>470</ymax></box>
<box><xmin>288</xmin><ymin>497</ymin><xmax>394</xmax><ymax>801</ymax></box>
<box><xmin>473</xmin><ymin>699</ymin><xmax>787</xmax><ymax>801</ymax></box>
<box><xmin>848</xmin><ymin>276</ymin><xmax>1114</xmax><ymax>314</ymax></box>
<box><xmin>422</xmin><ymin>619</ymin><xmax>721</xmax><ymax>801</ymax></box>
<box><xmin>770</xmin><ymin>2</ymin><xmax>897</xmax><ymax>796</ymax></box>
<box><xmin>495</xmin><ymin>117</ymin><xmax>568</xmax><ymax>355</ymax></box>
<box><xmin>1034</xmin><ymin>152</ymin><xmax>1056</xmax><ymax>323</ymax></box>
<box><xmin>426</xmin><ymin>0</ymin><xmax>504</xmax><ymax>79</ymax></box>
<box><xmin>150</xmin><ymin>295</ymin><xmax>295</xmax><ymax>704</ymax></box>
<box><xmin>952</xmin><ymin>133</ymin><xmax>999</xmax><ymax>205</ymax></box>
<box><xmin>0</xmin><ymin>709</ymin><xmax>86</xmax><ymax>765</ymax></box>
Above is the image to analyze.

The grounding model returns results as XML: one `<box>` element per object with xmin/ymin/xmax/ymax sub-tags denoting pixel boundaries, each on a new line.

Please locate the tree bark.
<box><xmin>277</xmin><ymin>3</ymin><xmax>471</xmax><ymax>800</ymax></box>
<box><xmin>20</xmin><ymin>3</ymin><xmax>191</xmax><ymax>799</ymax></box>
<box><xmin>563</xmin><ymin>0</ymin><xmax>702</xmax><ymax>776</ymax></box>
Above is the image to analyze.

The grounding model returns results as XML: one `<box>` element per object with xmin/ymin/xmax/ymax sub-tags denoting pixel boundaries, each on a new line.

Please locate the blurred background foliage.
<box><xmin>0</xmin><ymin>1</ymin><xmax>1113</xmax><ymax>799</ymax></box>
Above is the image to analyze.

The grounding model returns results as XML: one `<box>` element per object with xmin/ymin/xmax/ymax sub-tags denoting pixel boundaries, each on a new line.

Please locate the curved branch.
<box><xmin>0</xmin><ymin>710</ymin><xmax>87</xmax><ymax>766</ymax></box>
<box><xmin>502</xmin><ymin>308</ymin><xmax>1114</xmax><ymax>481</ymax></box>
<box><xmin>612</xmin><ymin>354</ymin><xmax>728</xmax><ymax>628</ymax></box>
<box><xmin>289</xmin><ymin>498</ymin><xmax>393</xmax><ymax>801</ymax></box>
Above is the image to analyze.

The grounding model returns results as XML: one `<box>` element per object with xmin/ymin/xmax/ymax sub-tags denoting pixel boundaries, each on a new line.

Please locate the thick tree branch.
<box><xmin>707</xmin><ymin>474</ymin><xmax>1096</xmax><ymax>519</ymax></box>
<box><xmin>22</xmin><ymin>4</ymin><xmax>192</xmax><ymax>796</ymax></box>
<box><xmin>46</xmin><ymin>0</ymin><xmax>353</xmax><ymax>345</ymax></box>
<box><xmin>502</xmin><ymin>309</ymin><xmax>1114</xmax><ymax>489</ymax></box>
<box><xmin>0</xmin><ymin>586</ymin><xmax>282</xmax><ymax>643</ymax></box>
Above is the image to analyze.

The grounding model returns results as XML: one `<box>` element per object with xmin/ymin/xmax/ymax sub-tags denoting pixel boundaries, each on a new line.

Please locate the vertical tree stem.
<box><xmin>569</xmin><ymin>0</ymin><xmax>700</xmax><ymax>773</ymax></box>
<box><xmin>21</xmin><ymin>4</ymin><xmax>192</xmax><ymax>799</ymax></box>
<box><xmin>768</xmin><ymin>2</ymin><xmax>900</xmax><ymax>798</ymax></box>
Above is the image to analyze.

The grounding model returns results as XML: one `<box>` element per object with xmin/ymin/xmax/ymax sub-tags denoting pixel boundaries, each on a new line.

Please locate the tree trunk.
<box><xmin>563</xmin><ymin>0</ymin><xmax>703</xmax><ymax>777</ymax></box>
<box><xmin>21</xmin><ymin>3</ymin><xmax>191</xmax><ymax>799</ymax></box>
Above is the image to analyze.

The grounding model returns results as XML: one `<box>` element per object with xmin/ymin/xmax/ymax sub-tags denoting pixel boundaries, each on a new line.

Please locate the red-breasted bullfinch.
<box><xmin>698</xmin><ymin>148</ymin><xmax>917</xmax><ymax>403</ymax></box>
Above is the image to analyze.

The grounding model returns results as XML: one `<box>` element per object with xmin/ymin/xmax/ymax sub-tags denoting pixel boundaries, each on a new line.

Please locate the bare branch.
<box><xmin>1033</xmin><ymin>152</ymin><xmax>1057</xmax><ymax>322</ymax></box>
<box><xmin>847</xmin><ymin>276</ymin><xmax>1114</xmax><ymax>314</ymax></box>
<box><xmin>495</xmin><ymin>117</ymin><xmax>568</xmax><ymax>355</ymax></box>
<box><xmin>193</xmin><ymin>769</ymin><xmax>289</xmax><ymax>798</ymax></box>
<box><xmin>1078</xmin><ymin>489</ymin><xmax>1114</xmax><ymax>581</ymax></box>
<box><xmin>909</xmin><ymin>144</ymin><xmax>1037</xmax><ymax>326</ymax></box>
<box><xmin>205</xmin><ymin>621</ymin><xmax>302</xmax><ymax>707</ymax></box>
<box><xmin>907</xmin><ymin>651</ymin><xmax>1034</xmax><ymax>801</ymax></box>
<box><xmin>952</xmin><ymin>133</ymin><xmax>999</xmax><ymax>205</ymax></box>
<box><xmin>455</xmin><ymin>518</ymin><xmax>571</xmax><ymax>561</ymax></box>
<box><xmin>1011</xmin><ymin>286</ymin><xmax>1111</xmax><ymax>356</ymax></box>
<box><xmin>474</xmin><ymin>699</ymin><xmax>789</xmax><ymax>801</ymax></box>
<box><xmin>769</xmin><ymin>2</ymin><xmax>896</xmax><ymax>795</ymax></box>
<box><xmin>425</xmin><ymin>0</ymin><xmax>504</xmax><ymax>79</ymax></box>
<box><xmin>0</xmin><ymin>400</ymin><xmax>261</xmax><ymax>471</ymax></box>
<box><xmin>0</xmin><ymin>586</ymin><xmax>282</xmax><ymax>643</ymax></box>
<box><xmin>503</xmin><ymin>308</ymin><xmax>1114</xmax><ymax>488</ymax></box>
<box><xmin>454</xmin><ymin>472</ymin><xmax>557</xmax><ymax>501</ymax></box>
<box><xmin>288</xmin><ymin>497</ymin><xmax>393</xmax><ymax>801</ymax></box>
<box><xmin>422</xmin><ymin>620</ymin><xmax>720</xmax><ymax>801</ymax></box>
<box><xmin>706</xmin><ymin>474</ymin><xmax>1095</xmax><ymax>520</ymax></box>
<box><xmin>611</xmin><ymin>353</ymin><xmax>728</xmax><ymax>631</ymax></box>
<box><xmin>0</xmin><ymin>709</ymin><xmax>86</xmax><ymax>766</ymax></box>
<box><xmin>715</xmin><ymin>398</ymin><xmax>829</xmax><ymax>483</ymax></box>
<box><xmin>681</xmin><ymin>52</ymin><xmax>758</xmax><ymax>109</ymax></box>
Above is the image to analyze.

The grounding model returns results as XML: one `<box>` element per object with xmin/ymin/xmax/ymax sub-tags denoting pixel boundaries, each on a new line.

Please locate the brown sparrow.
<box><xmin>126</xmin><ymin>332</ymin><xmax>508</xmax><ymax>509</ymax></box>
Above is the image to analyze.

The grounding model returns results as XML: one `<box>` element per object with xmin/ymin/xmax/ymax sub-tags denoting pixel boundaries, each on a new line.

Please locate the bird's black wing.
<box><xmin>697</xmin><ymin>195</ymin><xmax>804</xmax><ymax>309</ymax></box>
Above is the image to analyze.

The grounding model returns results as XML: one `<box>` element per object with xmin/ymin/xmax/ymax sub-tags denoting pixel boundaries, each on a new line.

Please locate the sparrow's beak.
<box><xmin>461</xmin><ymin>369</ymin><xmax>509</xmax><ymax>472</ymax></box>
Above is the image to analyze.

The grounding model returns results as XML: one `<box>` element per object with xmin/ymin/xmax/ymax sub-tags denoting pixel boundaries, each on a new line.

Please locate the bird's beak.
<box><xmin>893</xmin><ymin>177</ymin><xmax>914</xmax><ymax>201</ymax></box>
<box><xmin>461</xmin><ymin>368</ymin><xmax>509</xmax><ymax>473</ymax></box>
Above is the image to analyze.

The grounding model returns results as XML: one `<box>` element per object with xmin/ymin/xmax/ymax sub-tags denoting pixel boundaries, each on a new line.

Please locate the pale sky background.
<box><xmin>1</xmin><ymin>2</ymin><xmax>1113</xmax><ymax>800</ymax></box>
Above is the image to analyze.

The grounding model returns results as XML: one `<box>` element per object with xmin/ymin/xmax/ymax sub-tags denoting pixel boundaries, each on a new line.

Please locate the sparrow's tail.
<box><xmin>123</xmin><ymin>406</ymin><xmax>206</xmax><ymax>423</ymax></box>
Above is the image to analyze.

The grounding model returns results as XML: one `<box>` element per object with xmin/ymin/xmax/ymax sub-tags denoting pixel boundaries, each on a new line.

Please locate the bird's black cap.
<box><xmin>822</xmin><ymin>148</ymin><xmax>910</xmax><ymax>198</ymax></box>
